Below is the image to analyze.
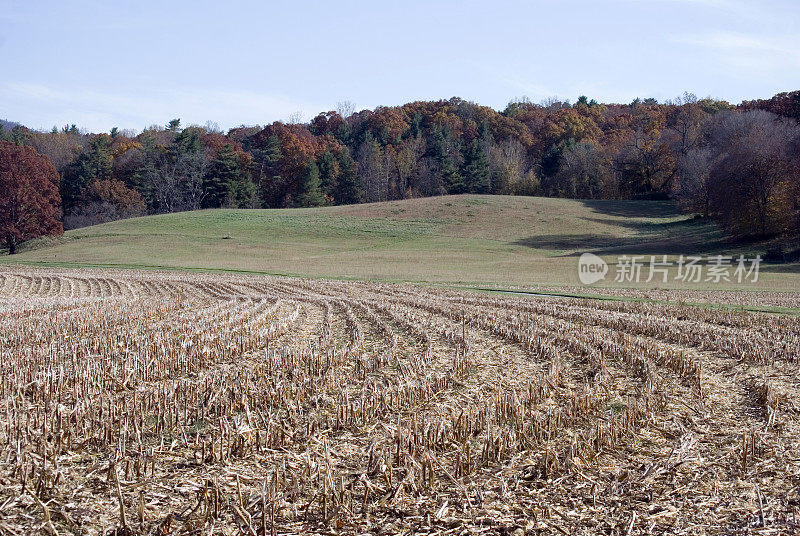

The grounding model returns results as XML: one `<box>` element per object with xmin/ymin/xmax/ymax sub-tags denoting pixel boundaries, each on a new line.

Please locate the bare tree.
<box><xmin>676</xmin><ymin>148</ymin><xmax>714</xmax><ymax>216</ymax></box>
<box><xmin>667</xmin><ymin>103</ymin><xmax>707</xmax><ymax>157</ymax></box>
<box><xmin>706</xmin><ymin>110</ymin><xmax>799</xmax><ymax>235</ymax></box>
<box><xmin>148</xmin><ymin>154</ymin><xmax>182</xmax><ymax>213</ymax></box>
<box><xmin>336</xmin><ymin>100</ymin><xmax>356</xmax><ymax>119</ymax></box>
<box><xmin>287</xmin><ymin>111</ymin><xmax>305</xmax><ymax>125</ymax></box>
<box><xmin>551</xmin><ymin>142</ymin><xmax>614</xmax><ymax>199</ymax></box>
<box><xmin>28</xmin><ymin>131</ymin><xmax>88</xmax><ymax>174</ymax></box>
<box><xmin>490</xmin><ymin>139</ymin><xmax>526</xmax><ymax>194</ymax></box>
<box><xmin>179</xmin><ymin>150</ymin><xmax>209</xmax><ymax>210</ymax></box>
<box><xmin>394</xmin><ymin>141</ymin><xmax>422</xmax><ymax>199</ymax></box>
<box><xmin>356</xmin><ymin>139</ymin><xmax>385</xmax><ymax>203</ymax></box>
<box><xmin>540</xmin><ymin>96</ymin><xmax>570</xmax><ymax>110</ymax></box>
<box><xmin>613</xmin><ymin>127</ymin><xmax>676</xmax><ymax>196</ymax></box>
<box><xmin>204</xmin><ymin>121</ymin><xmax>222</xmax><ymax>134</ymax></box>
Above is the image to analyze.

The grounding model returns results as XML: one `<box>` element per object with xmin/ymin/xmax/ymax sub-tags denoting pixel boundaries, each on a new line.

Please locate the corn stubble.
<box><xmin>0</xmin><ymin>267</ymin><xmax>798</xmax><ymax>535</ymax></box>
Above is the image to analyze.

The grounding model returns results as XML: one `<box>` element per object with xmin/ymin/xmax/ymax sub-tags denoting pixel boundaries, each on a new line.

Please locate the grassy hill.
<box><xmin>5</xmin><ymin>195</ymin><xmax>798</xmax><ymax>290</ymax></box>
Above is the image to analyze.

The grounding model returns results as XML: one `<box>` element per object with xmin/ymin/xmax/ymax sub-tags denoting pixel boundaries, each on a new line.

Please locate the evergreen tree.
<box><xmin>252</xmin><ymin>134</ymin><xmax>282</xmax><ymax>206</ymax></box>
<box><xmin>261</xmin><ymin>135</ymin><xmax>282</xmax><ymax>165</ymax></box>
<box><xmin>203</xmin><ymin>144</ymin><xmax>254</xmax><ymax>208</ymax></box>
<box><xmin>173</xmin><ymin>128</ymin><xmax>203</xmax><ymax>155</ymax></box>
<box><xmin>317</xmin><ymin>150</ymin><xmax>338</xmax><ymax>199</ymax></box>
<box><xmin>433</xmin><ymin>125</ymin><xmax>465</xmax><ymax>194</ymax></box>
<box><xmin>10</xmin><ymin>126</ymin><xmax>28</xmax><ymax>146</ymax></box>
<box><xmin>62</xmin><ymin>134</ymin><xmax>113</xmax><ymax>211</ymax></box>
<box><xmin>131</xmin><ymin>136</ymin><xmax>158</xmax><ymax>210</ymax></box>
<box><xmin>540</xmin><ymin>143</ymin><xmax>564</xmax><ymax>180</ymax></box>
<box><xmin>232</xmin><ymin>172</ymin><xmax>256</xmax><ymax>208</ymax></box>
<box><xmin>464</xmin><ymin>139</ymin><xmax>491</xmax><ymax>193</ymax></box>
<box><xmin>409</xmin><ymin>113</ymin><xmax>423</xmax><ymax>138</ymax></box>
<box><xmin>334</xmin><ymin>150</ymin><xmax>363</xmax><ymax>205</ymax></box>
<box><xmin>296</xmin><ymin>160</ymin><xmax>325</xmax><ymax>207</ymax></box>
<box><xmin>464</xmin><ymin>121</ymin><xmax>491</xmax><ymax>193</ymax></box>
<box><xmin>335</xmin><ymin>121</ymin><xmax>352</xmax><ymax>146</ymax></box>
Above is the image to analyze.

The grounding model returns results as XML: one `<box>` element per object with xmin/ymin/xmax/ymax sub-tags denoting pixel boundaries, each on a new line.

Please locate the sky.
<box><xmin>1</xmin><ymin>0</ymin><xmax>798</xmax><ymax>133</ymax></box>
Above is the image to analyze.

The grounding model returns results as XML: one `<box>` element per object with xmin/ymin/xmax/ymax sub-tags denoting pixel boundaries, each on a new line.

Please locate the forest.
<box><xmin>1</xmin><ymin>90</ymin><xmax>799</xmax><ymax>253</ymax></box>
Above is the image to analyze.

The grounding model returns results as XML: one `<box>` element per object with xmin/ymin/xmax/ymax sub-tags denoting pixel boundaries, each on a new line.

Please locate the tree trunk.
<box><xmin>7</xmin><ymin>237</ymin><xmax>16</xmax><ymax>255</ymax></box>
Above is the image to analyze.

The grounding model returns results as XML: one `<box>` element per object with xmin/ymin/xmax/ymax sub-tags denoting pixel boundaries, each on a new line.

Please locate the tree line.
<box><xmin>1</xmin><ymin>90</ymin><xmax>799</xmax><ymax>253</ymax></box>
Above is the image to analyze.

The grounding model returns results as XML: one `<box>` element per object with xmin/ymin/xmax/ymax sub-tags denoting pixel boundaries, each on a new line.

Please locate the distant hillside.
<box><xmin>7</xmin><ymin>195</ymin><xmax>798</xmax><ymax>290</ymax></box>
<box><xmin>0</xmin><ymin>119</ymin><xmax>20</xmax><ymax>130</ymax></box>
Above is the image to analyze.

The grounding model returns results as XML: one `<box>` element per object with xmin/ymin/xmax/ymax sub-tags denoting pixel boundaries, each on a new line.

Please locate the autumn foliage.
<box><xmin>0</xmin><ymin>141</ymin><xmax>63</xmax><ymax>253</ymax></box>
<box><xmin>1</xmin><ymin>89</ymin><xmax>799</xmax><ymax>244</ymax></box>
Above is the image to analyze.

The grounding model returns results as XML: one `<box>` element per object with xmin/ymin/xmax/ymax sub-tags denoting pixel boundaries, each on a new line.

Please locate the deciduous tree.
<box><xmin>0</xmin><ymin>142</ymin><xmax>63</xmax><ymax>253</ymax></box>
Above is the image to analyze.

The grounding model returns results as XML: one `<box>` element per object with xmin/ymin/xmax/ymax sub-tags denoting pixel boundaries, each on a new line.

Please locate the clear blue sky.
<box><xmin>1</xmin><ymin>0</ymin><xmax>798</xmax><ymax>132</ymax></box>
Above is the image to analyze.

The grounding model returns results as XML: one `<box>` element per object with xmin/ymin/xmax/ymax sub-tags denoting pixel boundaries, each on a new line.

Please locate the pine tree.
<box><xmin>232</xmin><ymin>173</ymin><xmax>256</xmax><ymax>208</ymax></box>
<box><xmin>255</xmin><ymin>135</ymin><xmax>282</xmax><ymax>173</ymax></box>
<box><xmin>173</xmin><ymin>128</ymin><xmax>203</xmax><ymax>155</ymax></box>
<box><xmin>409</xmin><ymin>113</ymin><xmax>423</xmax><ymax>138</ymax></box>
<box><xmin>296</xmin><ymin>160</ymin><xmax>325</xmax><ymax>207</ymax></box>
<box><xmin>334</xmin><ymin>150</ymin><xmax>363</xmax><ymax>205</ymax></box>
<box><xmin>262</xmin><ymin>135</ymin><xmax>282</xmax><ymax>165</ymax></box>
<box><xmin>335</xmin><ymin>121</ymin><xmax>352</xmax><ymax>146</ymax></box>
<box><xmin>203</xmin><ymin>144</ymin><xmax>253</xmax><ymax>208</ymax></box>
<box><xmin>317</xmin><ymin>150</ymin><xmax>338</xmax><ymax>199</ymax></box>
<box><xmin>131</xmin><ymin>135</ymin><xmax>158</xmax><ymax>209</ymax></box>
<box><xmin>433</xmin><ymin>125</ymin><xmax>465</xmax><ymax>194</ymax></box>
<box><xmin>10</xmin><ymin>126</ymin><xmax>28</xmax><ymax>146</ymax></box>
<box><xmin>253</xmin><ymin>135</ymin><xmax>282</xmax><ymax>206</ymax></box>
<box><xmin>62</xmin><ymin>134</ymin><xmax>113</xmax><ymax>211</ymax></box>
<box><xmin>464</xmin><ymin>139</ymin><xmax>490</xmax><ymax>193</ymax></box>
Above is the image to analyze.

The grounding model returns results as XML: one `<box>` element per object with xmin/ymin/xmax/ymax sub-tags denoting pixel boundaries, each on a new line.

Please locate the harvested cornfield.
<box><xmin>0</xmin><ymin>267</ymin><xmax>798</xmax><ymax>535</ymax></box>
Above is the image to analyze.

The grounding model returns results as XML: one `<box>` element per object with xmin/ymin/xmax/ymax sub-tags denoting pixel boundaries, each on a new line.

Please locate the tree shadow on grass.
<box><xmin>577</xmin><ymin>199</ymin><xmax>685</xmax><ymax>219</ymax></box>
<box><xmin>581</xmin><ymin>215</ymin><xmax>710</xmax><ymax>232</ymax></box>
<box><xmin>514</xmin><ymin>200</ymin><xmax>732</xmax><ymax>256</ymax></box>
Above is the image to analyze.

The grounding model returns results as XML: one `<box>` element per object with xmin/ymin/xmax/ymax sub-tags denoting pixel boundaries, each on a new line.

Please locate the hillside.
<box><xmin>5</xmin><ymin>195</ymin><xmax>798</xmax><ymax>290</ymax></box>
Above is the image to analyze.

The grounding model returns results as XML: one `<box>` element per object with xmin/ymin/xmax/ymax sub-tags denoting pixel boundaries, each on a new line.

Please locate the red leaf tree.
<box><xmin>0</xmin><ymin>141</ymin><xmax>63</xmax><ymax>254</ymax></box>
